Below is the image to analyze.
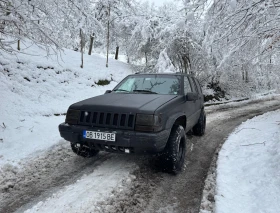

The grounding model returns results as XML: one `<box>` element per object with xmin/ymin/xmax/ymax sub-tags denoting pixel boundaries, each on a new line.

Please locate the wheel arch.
<box><xmin>165</xmin><ymin>113</ymin><xmax>187</xmax><ymax>131</ymax></box>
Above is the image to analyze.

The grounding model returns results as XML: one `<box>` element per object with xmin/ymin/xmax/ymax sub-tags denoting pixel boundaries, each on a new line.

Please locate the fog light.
<box><xmin>125</xmin><ymin>149</ymin><xmax>130</xmax><ymax>153</ymax></box>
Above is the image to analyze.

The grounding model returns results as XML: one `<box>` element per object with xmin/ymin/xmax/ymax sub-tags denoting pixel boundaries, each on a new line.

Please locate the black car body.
<box><xmin>59</xmin><ymin>73</ymin><xmax>206</xmax><ymax>172</ymax></box>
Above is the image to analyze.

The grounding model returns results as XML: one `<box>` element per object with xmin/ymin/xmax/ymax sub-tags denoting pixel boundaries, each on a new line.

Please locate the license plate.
<box><xmin>83</xmin><ymin>130</ymin><xmax>116</xmax><ymax>142</ymax></box>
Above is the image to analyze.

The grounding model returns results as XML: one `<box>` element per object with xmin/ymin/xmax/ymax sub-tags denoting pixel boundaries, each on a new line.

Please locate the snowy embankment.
<box><xmin>0</xmin><ymin>41</ymin><xmax>132</xmax><ymax>167</ymax></box>
<box><xmin>201</xmin><ymin>110</ymin><xmax>280</xmax><ymax>213</ymax></box>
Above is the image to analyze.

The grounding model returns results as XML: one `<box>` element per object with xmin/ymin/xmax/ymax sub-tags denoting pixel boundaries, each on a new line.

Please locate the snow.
<box><xmin>23</xmin><ymin>156</ymin><xmax>137</xmax><ymax>213</ymax></box>
<box><xmin>229</xmin><ymin>0</ymin><xmax>237</xmax><ymax>10</ymax></box>
<box><xmin>154</xmin><ymin>48</ymin><xmax>176</xmax><ymax>73</ymax></box>
<box><xmin>215</xmin><ymin>110</ymin><xmax>280</xmax><ymax>213</ymax></box>
<box><xmin>0</xmin><ymin>39</ymin><xmax>133</xmax><ymax>167</ymax></box>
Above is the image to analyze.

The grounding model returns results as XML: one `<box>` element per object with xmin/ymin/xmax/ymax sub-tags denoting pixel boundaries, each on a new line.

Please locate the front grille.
<box><xmin>79</xmin><ymin>111</ymin><xmax>135</xmax><ymax>129</ymax></box>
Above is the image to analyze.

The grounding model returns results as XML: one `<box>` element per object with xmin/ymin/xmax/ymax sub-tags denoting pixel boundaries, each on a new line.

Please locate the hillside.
<box><xmin>0</xmin><ymin>41</ymin><xmax>133</xmax><ymax>166</ymax></box>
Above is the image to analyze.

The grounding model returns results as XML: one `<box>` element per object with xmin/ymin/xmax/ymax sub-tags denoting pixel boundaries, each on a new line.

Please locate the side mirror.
<box><xmin>105</xmin><ymin>90</ymin><xmax>112</xmax><ymax>94</ymax></box>
<box><xmin>186</xmin><ymin>92</ymin><xmax>198</xmax><ymax>101</ymax></box>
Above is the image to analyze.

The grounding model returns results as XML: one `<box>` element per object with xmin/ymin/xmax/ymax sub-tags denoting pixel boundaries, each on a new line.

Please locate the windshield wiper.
<box><xmin>113</xmin><ymin>89</ymin><xmax>130</xmax><ymax>93</ymax></box>
<box><xmin>133</xmin><ymin>90</ymin><xmax>158</xmax><ymax>94</ymax></box>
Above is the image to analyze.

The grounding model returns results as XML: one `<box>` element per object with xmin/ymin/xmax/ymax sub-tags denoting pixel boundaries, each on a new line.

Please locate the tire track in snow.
<box><xmin>22</xmin><ymin>157</ymin><xmax>138</xmax><ymax>213</ymax></box>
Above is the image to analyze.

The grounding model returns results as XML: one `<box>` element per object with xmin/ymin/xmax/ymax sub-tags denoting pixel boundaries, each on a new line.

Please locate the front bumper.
<box><xmin>59</xmin><ymin>123</ymin><xmax>170</xmax><ymax>154</ymax></box>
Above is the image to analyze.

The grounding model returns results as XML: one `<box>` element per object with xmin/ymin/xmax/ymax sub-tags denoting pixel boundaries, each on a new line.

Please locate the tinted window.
<box><xmin>184</xmin><ymin>77</ymin><xmax>192</xmax><ymax>94</ymax></box>
<box><xmin>115</xmin><ymin>75</ymin><xmax>180</xmax><ymax>95</ymax></box>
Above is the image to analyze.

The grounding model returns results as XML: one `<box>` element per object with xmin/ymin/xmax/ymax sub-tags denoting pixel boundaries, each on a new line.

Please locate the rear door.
<box><xmin>194</xmin><ymin>78</ymin><xmax>204</xmax><ymax>108</ymax></box>
<box><xmin>184</xmin><ymin>76</ymin><xmax>197</xmax><ymax>131</ymax></box>
<box><xmin>188</xmin><ymin>77</ymin><xmax>201</xmax><ymax>124</ymax></box>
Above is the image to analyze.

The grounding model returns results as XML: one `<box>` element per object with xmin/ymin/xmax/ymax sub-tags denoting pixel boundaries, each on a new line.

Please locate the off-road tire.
<box><xmin>193</xmin><ymin>109</ymin><xmax>206</xmax><ymax>136</ymax></box>
<box><xmin>71</xmin><ymin>143</ymin><xmax>99</xmax><ymax>158</ymax></box>
<box><xmin>161</xmin><ymin>125</ymin><xmax>187</xmax><ymax>174</ymax></box>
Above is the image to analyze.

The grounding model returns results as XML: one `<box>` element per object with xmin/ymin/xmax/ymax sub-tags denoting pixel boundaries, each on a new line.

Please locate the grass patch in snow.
<box><xmin>95</xmin><ymin>79</ymin><xmax>111</xmax><ymax>86</ymax></box>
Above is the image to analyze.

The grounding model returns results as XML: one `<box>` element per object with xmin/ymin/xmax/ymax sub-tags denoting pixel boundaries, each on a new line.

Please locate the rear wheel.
<box><xmin>160</xmin><ymin>125</ymin><xmax>187</xmax><ymax>174</ymax></box>
<box><xmin>71</xmin><ymin>143</ymin><xmax>99</xmax><ymax>158</ymax></box>
<box><xmin>193</xmin><ymin>109</ymin><xmax>206</xmax><ymax>136</ymax></box>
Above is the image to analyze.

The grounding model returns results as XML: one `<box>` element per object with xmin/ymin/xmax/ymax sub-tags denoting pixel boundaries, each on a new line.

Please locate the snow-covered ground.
<box><xmin>215</xmin><ymin>109</ymin><xmax>280</xmax><ymax>213</ymax></box>
<box><xmin>201</xmin><ymin>110</ymin><xmax>280</xmax><ymax>213</ymax></box>
<box><xmin>23</xmin><ymin>156</ymin><xmax>137</xmax><ymax>213</ymax></box>
<box><xmin>0</xmin><ymin>41</ymin><xmax>133</xmax><ymax>167</ymax></box>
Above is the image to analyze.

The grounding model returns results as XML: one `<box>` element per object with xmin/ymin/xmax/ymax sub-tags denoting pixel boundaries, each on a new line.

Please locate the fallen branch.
<box><xmin>43</xmin><ymin>113</ymin><xmax>66</xmax><ymax>117</ymax></box>
<box><xmin>0</xmin><ymin>122</ymin><xmax>6</xmax><ymax>129</ymax></box>
<box><xmin>241</xmin><ymin>141</ymin><xmax>266</xmax><ymax>146</ymax></box>
<box><xmin>29</xmin><ymin>126</ymin><xmax>34</xmax><ymax>132</ymax></box>
<box><xmin>235</xmin><ymin>128</ymin><xmax>260</xmax><ymax>134</ymax></box>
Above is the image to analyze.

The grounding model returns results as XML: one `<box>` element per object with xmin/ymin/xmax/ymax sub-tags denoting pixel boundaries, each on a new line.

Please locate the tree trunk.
<box><xmin>115</xmin><ymin>46</ymin><xmax>119</xmax><ymax>60</ymax></box>
<box><xmin>88</xmin><ymin>33</ymin><xmax>94</xmax><ymax>55</ymax></box>
<box><xmin>182</xmin><ymin>55</ymin><xmax>191</xmax><ymax>74</ymax></box>
<box><xmin>80</xmin><ymin>29</ymin><xmax>84</xmax><ymax>68</ymax></box>
<box><xmin>242</xmin><ymin>64</ymin><xmax>245</xmax><ymax>81</ymax></box>
<box><xmin>17</xmin><ymin>40</ymin><xmax>20</xmax><ymax>51</ymax></box>
<box><xmin>177</xmin><ymin>54</ymin><xmax>183</xmax><ymax>72</ymax></box>
<box><xmin>145</xmin><ymin>52</ymin><xmax>148</xmax><ymax>66</ymax></box>
<box><xmin>17</xmin><ymin>29</ymin><xmax>20</xmax><ymax>51</ymax></box>
<box><xmin>245</xmin><ymin>70</ymin><xmax>249</xmax><ymax>83</ymax></box>
<box><xmin>106</xmin><ymin>6</ymin><xmax>111</xmax><ymax>68</ymax></box>
<box><xmin>126</xmin><ymin>53</ymin><xmax>130</xmax><ymax>63</ymax></box>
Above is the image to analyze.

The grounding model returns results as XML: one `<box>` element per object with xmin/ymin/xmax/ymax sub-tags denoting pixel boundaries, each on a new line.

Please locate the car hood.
<box><xmin>70</xmin><ymin>93</ymin><xmax>178</xmax><ymax>113</ymax></box>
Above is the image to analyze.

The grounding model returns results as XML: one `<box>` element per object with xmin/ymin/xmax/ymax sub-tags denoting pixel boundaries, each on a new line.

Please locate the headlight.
<box><xmin>65</xmin><ymin>109</ymin><xmax>80</xmax><ymax>124</ymax></box>
<box><xmin>135</xmin><ymin>114</ymin><xmax>162</xmax><ymax>132</ymax></box>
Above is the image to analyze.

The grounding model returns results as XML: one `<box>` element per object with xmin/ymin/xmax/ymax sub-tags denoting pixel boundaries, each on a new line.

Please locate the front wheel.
<box><xmin>71</xmin><ymin>143</ymin><xmax>99</xmax><ymax>158</ymax></box>
<box><xmin>161</xmin><ymin>125</ymin><xmax>187</xmax><ymax>174</ymax></box>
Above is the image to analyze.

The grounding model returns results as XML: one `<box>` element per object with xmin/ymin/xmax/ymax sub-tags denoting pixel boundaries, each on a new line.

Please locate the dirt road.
<box><xmin>1</xmin><ymin>97</ymin><xmax>280</xmax><ymax>213</ymax></box>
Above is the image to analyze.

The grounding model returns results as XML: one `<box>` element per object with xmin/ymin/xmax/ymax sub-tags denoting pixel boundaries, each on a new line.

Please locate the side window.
<box><xmin>194</xmin><ymin>78</ymin><xmax>202</xmax><ymax>94</ymax></box>
<box><xmin>189</xmin><ymin>77</ymin><xmax>198</xmax><ymax>93</ymax></box>
<box><xmin>184</xmin><ymin>77</ymin><xmax>192</xmax><ymax>94</ymax></box>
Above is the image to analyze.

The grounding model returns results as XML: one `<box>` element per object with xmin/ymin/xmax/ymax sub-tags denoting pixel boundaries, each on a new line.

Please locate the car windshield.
<box><xmin>114</xmin><ymin>75</ymin><xmax>180</xmax><ymax>95</ymax></box>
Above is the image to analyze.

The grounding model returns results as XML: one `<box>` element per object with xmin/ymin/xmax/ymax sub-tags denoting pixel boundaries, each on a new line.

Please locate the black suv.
<box><xmin>59</xmin><ymin>73</ymin><xmax>206</xmax><ymax>173</ymax></box>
